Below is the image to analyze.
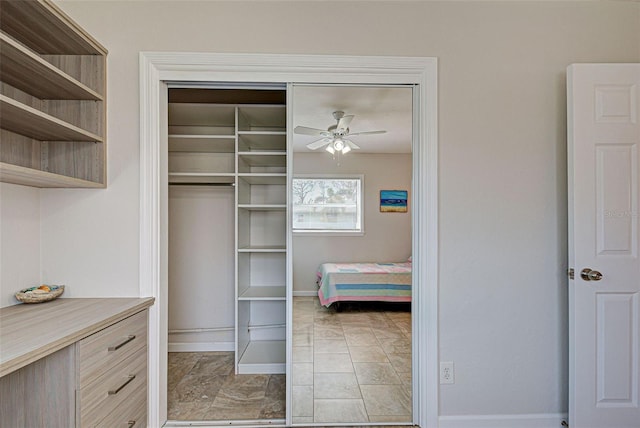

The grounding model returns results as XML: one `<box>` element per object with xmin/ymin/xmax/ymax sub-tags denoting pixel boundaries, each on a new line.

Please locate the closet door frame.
<box><xmin>139</xmin><ymin>52</ymin><xmax>438</xmax><ymax>428</ymax></box>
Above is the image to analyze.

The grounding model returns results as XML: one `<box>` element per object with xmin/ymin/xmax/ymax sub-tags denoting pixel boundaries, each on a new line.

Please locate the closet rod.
<box><xmin>168</xmin><ymin>182</ymin><xmax>235</xmax><ymax>187</ymax></box>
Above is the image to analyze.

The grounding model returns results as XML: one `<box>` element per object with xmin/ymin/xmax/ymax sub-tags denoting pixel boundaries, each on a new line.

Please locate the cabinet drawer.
<box><xmin>95</xmin><ymin>378</ymin><xmax>147</xmax><ymax>428</ymax></box>
<box><xmin>80</xmin><ymin>346</ymin><xmax>147</xmax><ymax>427</ymax></box>
<box><xmin>78</xmin><ymin>310</ymin><xmax>147</xmax><ymax>387</ymax></box>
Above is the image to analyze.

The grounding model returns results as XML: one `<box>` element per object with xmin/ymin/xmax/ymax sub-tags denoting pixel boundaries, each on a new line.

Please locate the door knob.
<box><xmin>580</xmin><ymin>268</ymin><xmax>603</xmax><ymax>281</ymax></box>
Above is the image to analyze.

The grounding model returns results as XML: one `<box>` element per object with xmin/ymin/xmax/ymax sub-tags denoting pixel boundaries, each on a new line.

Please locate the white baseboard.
<box><xmin>293</xmin><ymin>290</ymin><xmax>317</xmax><ymax>297</ymax></box>
<box><xmin>168</xmin><ymin>342</ymin><xmax>234</xmax><ymax>352</ymax></box>
<box><xmin>439</xmin><ymin>413</ymin><xmax>568</xmax><ymax>428</ymax></box>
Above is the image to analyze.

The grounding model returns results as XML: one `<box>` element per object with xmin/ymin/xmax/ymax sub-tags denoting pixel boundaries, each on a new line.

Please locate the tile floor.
<box><xmin>167</xmin><ymin>297</ymin><xmax>412</xmax><ymax>424</ymax></box>
<box><xmin>167</xmin><ymin>352</ymin><xmax>285</xmax><ymax>421</ymax></box>
<box><xmin>293</xmin><ymin>296</ymin><xmax>412</xmax><ymax>424</ymax></box>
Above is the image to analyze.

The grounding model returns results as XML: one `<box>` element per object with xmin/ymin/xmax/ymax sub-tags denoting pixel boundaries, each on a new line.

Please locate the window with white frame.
<box><xmin>292</xmin><ymin>176</ymin><xmax>363</xmax><ymax>233</ymax></box>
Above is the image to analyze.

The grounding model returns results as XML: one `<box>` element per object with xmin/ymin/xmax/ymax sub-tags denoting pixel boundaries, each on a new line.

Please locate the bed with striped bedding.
<box><xmin>316</xmin><ymin>261</ymin><xmax>412</xmax><ymax>307</ymax></box>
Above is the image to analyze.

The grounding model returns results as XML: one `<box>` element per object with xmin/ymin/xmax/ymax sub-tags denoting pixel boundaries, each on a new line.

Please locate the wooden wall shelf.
<box><xmin>0</xmin><ymin>33</ymin><xmax>102</xmax><ymax>101</ymax></box>
<box><xmin>0</xmin><ymin>0</ymin><xmax>107</xmax><ymax>188</ymax></box>
<box><xmin>0</xmin><ymin>95</ymin><xmax>102</xmax><ymax>142</ymax></box>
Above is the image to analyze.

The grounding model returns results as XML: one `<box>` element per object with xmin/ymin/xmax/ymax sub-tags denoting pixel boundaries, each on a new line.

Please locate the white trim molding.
<box><xmin>439</xmin><ymin>413</ymin><xmax>569</xmax><ymax>428</ymax></box>
<box><xmin>139</xmin><ymin>52</ymin><xmax>438</xmax><ymax>428</ymax></box>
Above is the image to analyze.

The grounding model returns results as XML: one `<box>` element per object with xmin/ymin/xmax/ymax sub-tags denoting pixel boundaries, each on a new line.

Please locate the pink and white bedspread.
<box><xmin>316</xmin><ymin>262</ymin><xmax>412</xmax><ymax>307</ymax></box>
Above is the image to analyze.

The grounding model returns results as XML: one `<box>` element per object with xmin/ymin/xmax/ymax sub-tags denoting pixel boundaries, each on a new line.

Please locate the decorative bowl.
<box><xmin>15</xmin><ymin>285</ymin><xmax>65</xmax><ymax>304</ymax></box>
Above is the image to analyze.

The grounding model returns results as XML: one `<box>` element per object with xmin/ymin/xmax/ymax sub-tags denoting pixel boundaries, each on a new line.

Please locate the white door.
<box><xmin>568</xmin><ymin>63</ymin><xmax>640</xmax><ymax>428</ymax></box>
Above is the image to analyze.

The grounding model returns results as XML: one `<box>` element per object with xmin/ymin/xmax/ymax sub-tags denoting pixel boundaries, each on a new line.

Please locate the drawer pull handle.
<box><xmin>128</xmin><ymin>421</ymin><xmax>136</xmax><ymax>427</ymax></box>
<box><xmin>108</xmin><ymin>335</ymin><xmax>136</xmax><ymax>351</ymax></box>
<box><xmin>108</xmin><ymin>375</ymin><xmax>136</xmax><ymax>395</ymax></box>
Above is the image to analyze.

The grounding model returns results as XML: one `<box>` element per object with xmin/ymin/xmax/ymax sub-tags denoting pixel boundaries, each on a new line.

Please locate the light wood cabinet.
<box><xmin>0</xmin><ymin>0</ymin><xmax>108</xmax><ymax>188</ymax></box>
<box><xmin>0</xmin><ymin>346</ymin><xmax>76</xmax><ymax>427</ymax></box>
<box><xmin>0</xmin><ymin>298</ymin><xmax>153</xmax><ymax>428</ymax></box>
<box><xmin>78</xmin><ymin>311</ymin><xmax>148</xmax><ymax>427</ymax></box>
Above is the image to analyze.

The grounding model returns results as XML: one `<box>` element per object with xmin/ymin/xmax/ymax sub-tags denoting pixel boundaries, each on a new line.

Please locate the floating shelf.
<box><xmin>0</xmin><ymin>33</ymin><xmax>102</xmax><ymax>101</ymax></box>
<box><xmin>0</xmin><ymin>0</ymin><xmax>106</xmax><ymax>55</ymax></box>
<box><xmin>0</xmin><ymin>162</ymin><xmax>103</xmax><ymax>188</ymax></box>
<box><xmin>0</xmin><ymin>95</ymin><xmax>102</xmax><ymax>142</ymax></box>
<box><xmin>0</xmin><ymin>0</ymin><xmax>107</xmax><ymax>188</ymax></box>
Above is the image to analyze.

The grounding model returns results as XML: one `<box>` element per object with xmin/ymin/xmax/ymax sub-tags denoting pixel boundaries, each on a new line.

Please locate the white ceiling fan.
<box><xmin>294</xmin><ymin>111</ymin><xmax>386</xmax><ymax>154</ymax></box>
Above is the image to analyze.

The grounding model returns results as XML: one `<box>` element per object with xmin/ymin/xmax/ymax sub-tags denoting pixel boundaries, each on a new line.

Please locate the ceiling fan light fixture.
<box><xmin>297</xmin><ymin>111</ymin><xmax>386</xmax><ymax>154</ymax></box>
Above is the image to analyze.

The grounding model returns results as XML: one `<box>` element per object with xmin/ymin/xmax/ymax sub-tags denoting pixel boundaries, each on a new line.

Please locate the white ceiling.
<box><xmin>292</xmin><ymin>85</ymin><xmax>413</xmax><ymax>154</ymax></box>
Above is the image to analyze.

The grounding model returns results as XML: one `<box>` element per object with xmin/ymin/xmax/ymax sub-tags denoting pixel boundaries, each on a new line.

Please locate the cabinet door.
<box><xmin>0</xmin><ymin>345</ymin><xmax>76</xmax><ymax>428</ymax></box>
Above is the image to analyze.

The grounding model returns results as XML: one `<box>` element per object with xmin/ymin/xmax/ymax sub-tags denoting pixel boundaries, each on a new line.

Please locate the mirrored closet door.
<box><xmin>289</xmin><ymin>84</ymin><xmax>414</xmax><ymax>425</ymax></box>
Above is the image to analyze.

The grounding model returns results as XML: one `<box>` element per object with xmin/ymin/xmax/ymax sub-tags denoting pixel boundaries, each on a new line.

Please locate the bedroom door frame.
<box><xmin>139</xmin><ymin>52</ymin><xmax>438</xmax><ymax>428</ymax></box>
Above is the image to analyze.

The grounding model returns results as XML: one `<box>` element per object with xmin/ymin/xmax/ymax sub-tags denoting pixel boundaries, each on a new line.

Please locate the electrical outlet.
<box><xmin>440</xmin><ymin>361</ymin><xmax>454</xmax><ymax>384</ymax></box>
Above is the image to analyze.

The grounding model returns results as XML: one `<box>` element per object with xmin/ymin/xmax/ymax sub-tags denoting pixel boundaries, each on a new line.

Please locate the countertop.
<box><xmin>0</xmin><ymin>297</ymin><xmax>154</xmax><ymax>377</ymax></box>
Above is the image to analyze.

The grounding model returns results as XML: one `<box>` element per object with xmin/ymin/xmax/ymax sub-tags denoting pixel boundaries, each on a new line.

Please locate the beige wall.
<box><xmin>0</xmin><ymin>183</ymin><xmax>41</xmax><ymax>308</ymax></box>
<box><xmin>293</xmin><ymin>153</ymin><xmax>412</xmax><ymax>293</ymax></box>
<box><xmin>1</xmin><ymin>0</ymin><xmax>637</xmax><ymax>418</ymax></box>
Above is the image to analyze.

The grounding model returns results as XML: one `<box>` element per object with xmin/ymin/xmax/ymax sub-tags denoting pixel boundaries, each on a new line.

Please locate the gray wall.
<box><xmin>1</xmin><ymin>0</ymin><xmax>638</xmax><ymax>418</ymax></box>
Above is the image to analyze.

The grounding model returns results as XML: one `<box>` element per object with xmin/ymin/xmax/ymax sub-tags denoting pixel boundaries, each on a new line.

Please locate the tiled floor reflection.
<box><xmin>293</xmin><ymin>296</ymin><xmax>412</xmax><ymax>424</ymax></box>
<box><xmin>167</xmin><ymin>352</ymin><xmax>285</xmax><ymax>421</ymax></box>
<box><xmin>168</xmin><ymin>298</ymin><xmax>411</xmax><ymax>423</ymax></box>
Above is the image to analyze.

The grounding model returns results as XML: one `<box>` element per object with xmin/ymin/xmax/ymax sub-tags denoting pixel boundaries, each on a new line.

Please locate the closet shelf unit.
<box><xmin>235</xmin><ymin>103</ymin><xmax>287</xmax><ymax>374</ymax></box>
<box><xmin>168</xmin><ymin>90</ymin><xmax>288</xmax><ymax>375</ymax></box>
<box><xmin>168</xmin><ymin>103</ymin><xmax>236</xmax><ymax>185</ymax></box>
<box><xmin>0</xmin><ymin>0</ymin><xmax>108</xmax><ymax>188</ymax></box>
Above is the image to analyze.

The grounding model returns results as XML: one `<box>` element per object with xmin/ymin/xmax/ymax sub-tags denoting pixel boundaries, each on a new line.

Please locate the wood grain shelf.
<box><xmin>0</xmin><ymin>0</ymin><xmax>107</xmax><ymax>187</ymax></box>
<box><xmin>0</xmin><ymin>32</ymin><xmax>103</xmax><ymax>100</ymax></box>
<box><xmin>0</xmin><ymin>163</ymin><xmax>104</xmax><ymax>188</ymax></box>
<box><xmin>0</xmin><ymin>0</ymin><xmax>106</xmax><ymax>55</ymax></box>
<box><xmin>0</xmin><ymin>95</ymin><xmax>102</xmax><ymax>142</ymax></box>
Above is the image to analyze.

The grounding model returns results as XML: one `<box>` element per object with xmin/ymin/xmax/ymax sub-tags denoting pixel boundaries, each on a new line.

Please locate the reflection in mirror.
<box><xmin>291</xmin><ymin>85</ymin><xmax>414</xmax><ymax>424</ymax></box>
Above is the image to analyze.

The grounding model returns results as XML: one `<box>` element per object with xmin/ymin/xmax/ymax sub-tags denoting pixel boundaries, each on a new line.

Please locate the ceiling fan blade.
<box><xmin>336</xmin><ymin>115</ymin><xmax>354</xmax><ymax>132</ymax></box>
<box><xmin>306</xmin><ymin>138</ymin><xmax>332</xmax><ymax>150</ymax></box>
<box><xmin>294</xmin><ymin>126</ymin><xmax>328</xmax><ymax>136</ymax></box>
<box><xmin>344</xmin><ymin>139</ymin><xmax>360</xmax><ymax>150</ymax></box>
<box><xmin>347</xmin><ymin>130</ymin><xmax>387</xmax><ymax>136</ymax></box>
